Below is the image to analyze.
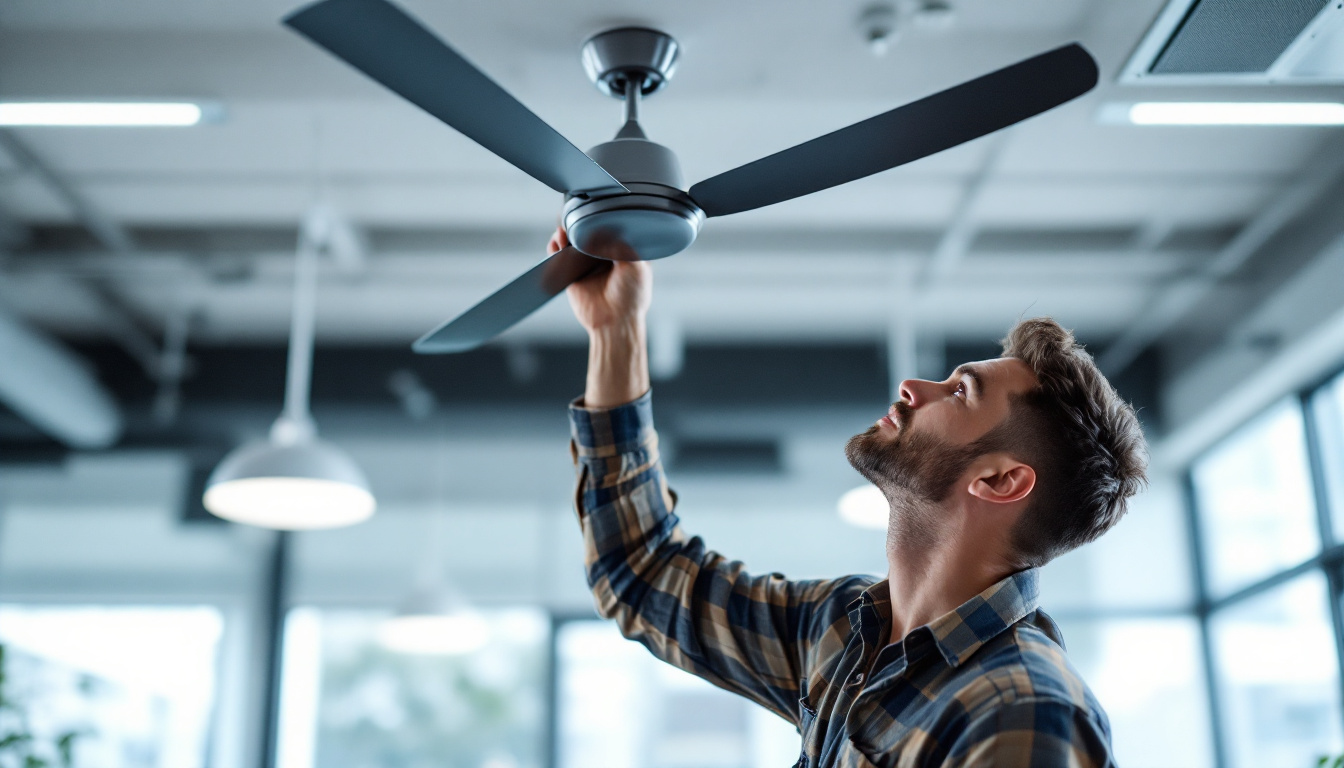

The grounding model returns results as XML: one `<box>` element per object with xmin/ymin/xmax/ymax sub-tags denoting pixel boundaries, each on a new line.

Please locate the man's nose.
<box><xmin>899</xmin><ymin>379</ymin><xmax>936</xmax><ymax>407</ymax></box>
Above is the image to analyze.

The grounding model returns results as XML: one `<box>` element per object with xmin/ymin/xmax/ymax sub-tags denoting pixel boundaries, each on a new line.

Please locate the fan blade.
<box><xmin>688</xmin><ymin>44</ymin><xmax>1098</xmax><ymax>218</ymax></box>
<box><xmin>413</xmin><ymin>247</ymin><xmax>609</xmax><ymax>354</ymax></box>
<box><xmin>285</xmin><ymin>0</ymin><xmax>625</xmax><ymax>196</ymax></box>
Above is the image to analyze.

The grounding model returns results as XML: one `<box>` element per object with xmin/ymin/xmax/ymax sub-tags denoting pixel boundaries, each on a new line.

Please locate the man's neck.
<box><xmin>883</xmin><ymin>508</ymin><xmax>1017</xmax><ymax>644</ymax></box>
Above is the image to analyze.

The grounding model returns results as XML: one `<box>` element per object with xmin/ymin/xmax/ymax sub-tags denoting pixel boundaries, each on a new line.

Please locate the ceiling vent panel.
<box><xmin>1152</xmin><ymin>0</ymin><xmax>1328</xmax><ymax>74</ymax></box>
<box><xmin>1123</xmin><ymin>0</ymin><xmax>1344</xmax><ymax>83</ymax></box>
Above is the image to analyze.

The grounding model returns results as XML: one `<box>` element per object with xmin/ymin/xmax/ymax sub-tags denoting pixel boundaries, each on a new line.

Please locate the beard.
<box><xmin>845</xmin><ymin>403</ymin><xmax>981</xmax><ymax>550</ymax></box>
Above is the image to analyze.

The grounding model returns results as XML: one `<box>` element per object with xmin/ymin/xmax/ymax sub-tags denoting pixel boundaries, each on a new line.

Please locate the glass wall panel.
<box><xmin>273</xmin><ymin>606</ymin><xmax>548</xmax><ymax>768</ymax></box>
<box><xmin>1209</xmin><ymin>571</ymin><xmax>1343</xmax><ymax>768</ymax></box>
<box><xmin>1054</xmin><ymin>616</ymin><xmax>1213</xmax><ymax>768</ymax></box>
<box><xmin>1190</xmin><ymin>400</ymin><xmax>1320</xmax><ymax>597</ymax></box>
<box><xmin>0</xmin><ymin>605</ymin><xmax>223</xmax><ymax>768</ymax></box>
<box><xmin>0</xmin><ymin>451</ymin><xmax>273</xmax><ymax>768</ymax></box>
<box><xmin>556</xmin><ymin>619</ymin><xmax>800</xmax><ymax>768</ymax></box>
<box><xmin>1312</xmin><ymin>373</ymin><xmax>1344</xmax><ymax>542</ymax></box>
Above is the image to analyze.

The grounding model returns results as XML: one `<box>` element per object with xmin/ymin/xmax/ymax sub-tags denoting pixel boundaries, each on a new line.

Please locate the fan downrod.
<box><xmin>581</xmin><ymin>27</ymin><xmax>680</xmax><ymax>99</ymax></box>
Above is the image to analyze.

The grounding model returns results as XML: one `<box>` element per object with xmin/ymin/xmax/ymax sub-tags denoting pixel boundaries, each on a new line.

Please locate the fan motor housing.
<box><xmin>564</xmin><ymin>138</ymin><xmax>704</xmax><ymax>261</ymax></box>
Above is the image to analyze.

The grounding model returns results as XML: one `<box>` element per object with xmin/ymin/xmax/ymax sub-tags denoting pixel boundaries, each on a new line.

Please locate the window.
<box><xmin>1312</xmin><ymin>373</ymin><xmax>1344</xmax><ymax>542</ymax></box>
<box><xmin>0</xmin><ymin>605</ymin><xmax>223</xmax><ymax>768</ymax></box>
<box><xmin>1190</xmin><ymin>399</ymin><xmax>1319</xmax><ymax>597</ymax></box>
<box><xmin>1055</xmin><ymin>616</ymin><xmax>1214</xmax><ymax>768</ymax></box>
<box><xmin>1208</xmin><ymin>573</ymin><xmax>1343</xmax><ymax>768</ymax></box>
<box><xmin>274</xmin><ymin>607</ymin><xmax>549</xmax><ymax>768</ymax></box>
<box><xmin>1189</xmin><ymin>377</ymin><xmax>1344</xmax><ymax>768</ymax></box>
<box><xmin>555</xmin><ymin>619</ymin><xmax>800</xmax><ymax>768</ymax></box>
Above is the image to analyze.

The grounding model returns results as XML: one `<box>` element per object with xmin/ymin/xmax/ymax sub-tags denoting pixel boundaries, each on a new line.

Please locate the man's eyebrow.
<box><xmin>952</xmin><ymin>365</ymin><xmax>983</xmax><ymax>399</ymax></box>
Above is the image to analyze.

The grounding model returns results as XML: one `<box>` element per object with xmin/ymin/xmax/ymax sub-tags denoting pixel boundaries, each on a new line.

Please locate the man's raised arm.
<box><xmin>559</xmin><ymin>228</ymin><xmax>860</xmax><ymax>724</ymax></box>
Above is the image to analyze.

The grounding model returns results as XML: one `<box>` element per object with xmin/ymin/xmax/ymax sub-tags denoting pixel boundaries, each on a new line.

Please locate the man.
<box><xmin>557</xmin><ymin>227</ymin><xmax>1148</xmax><ymax>767</ymax></box>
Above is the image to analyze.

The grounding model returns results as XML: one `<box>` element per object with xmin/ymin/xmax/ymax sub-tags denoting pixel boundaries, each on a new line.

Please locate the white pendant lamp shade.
<box><xmin>204</xmin><ymin>436</ymin><xmax>375</xmax><ymax>530</ymax></box>
<box><xmin>378</xmin><ymin>584</ymin><xmax>489</xmax><ymax>656</ymax></box>
<box><xmin>204</xmin><ymin>205</ymin><xmax>376</xmax><ymax>530</ymax></box>
<box><xmin>378</xmin><ymin>612</ymin><xmax>489</xmax><ymax>656</ymax></box>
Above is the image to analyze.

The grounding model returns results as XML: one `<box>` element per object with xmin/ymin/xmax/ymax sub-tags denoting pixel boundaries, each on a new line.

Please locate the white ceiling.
<box><xmin>1</xmin><ymin>0</ymin><xmax>1340</xmax><ymax>347</ymax></box>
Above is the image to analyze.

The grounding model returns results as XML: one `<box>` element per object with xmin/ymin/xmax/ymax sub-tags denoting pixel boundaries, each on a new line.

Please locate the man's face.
<box><xmin>845</xmin><ymin>357</ymin><xmax>1039</xmax><ymax>506</ymax></box>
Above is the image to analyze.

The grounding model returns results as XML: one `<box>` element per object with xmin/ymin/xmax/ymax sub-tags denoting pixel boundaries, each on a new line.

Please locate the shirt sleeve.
<box><xmin>941</xmin><ymin>698</ymin><xmax>1115</xmax><ymax>768</ymax></box>
<box><xmin>569</xmin><ymin>391</ymin><xmax>842</xmax><ymax>724</ymax></box>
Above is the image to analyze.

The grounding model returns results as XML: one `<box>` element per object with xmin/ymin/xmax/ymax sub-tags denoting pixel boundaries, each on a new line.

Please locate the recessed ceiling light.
<box><xmin>1100</xmin><ymin>101</ymin><xmax>1344</xmax><ymax>126</ymax></box>
<box><xmin>0</xmin><ymin>101</ymin><xmax>206</xmax><ymax>127</ymax></box>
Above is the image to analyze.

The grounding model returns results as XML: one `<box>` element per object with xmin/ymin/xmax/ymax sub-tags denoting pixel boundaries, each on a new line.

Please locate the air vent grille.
<box><xmin>1151</xmin><ymin>0</ymin><xmax>1328</xmax><ymax>74</ymax></box>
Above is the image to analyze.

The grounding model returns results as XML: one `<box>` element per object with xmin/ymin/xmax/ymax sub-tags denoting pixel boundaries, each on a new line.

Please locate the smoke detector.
<box><xmin>859</xmin><ymin>5</ymin><xmax>900</xmax><ymax>56</ymax></box>
<box><xmin>859</xmin><ymin>1</ymin><xmax>956</xmax><ymax>56</ymax></box>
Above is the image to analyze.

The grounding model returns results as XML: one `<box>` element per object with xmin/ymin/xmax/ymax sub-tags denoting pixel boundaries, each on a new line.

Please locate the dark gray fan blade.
<box><xmin>413</xmin><ymin>247</ymin><xmax>609</xmax><ymax>354</ymax></box>
<box><xmin>285</xmin><ymin>0</ymin><xmax>625</xmax><ymax>196</ymax></box>
<box><xmin>688</xmin><ymin>44</ymin><xmax>1098</xmax><ymax>218</ymax></box>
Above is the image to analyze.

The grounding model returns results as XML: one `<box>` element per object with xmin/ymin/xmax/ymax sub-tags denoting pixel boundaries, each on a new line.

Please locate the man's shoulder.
<box><xmin>951</xmin><ymin>612</ymin><xmax>1107</xmax><ymax>726</ymax></box>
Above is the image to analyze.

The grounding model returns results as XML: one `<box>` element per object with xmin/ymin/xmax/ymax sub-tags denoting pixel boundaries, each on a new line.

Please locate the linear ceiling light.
<box><xmin>1128</xmin><ymin>101</ymin><xmax>1344</xmax><ymax>126</ymax></box>
<box><xmin>0</xmin><ymin>102</ymin><xmax>203</xmax><ymax>127</ymax></box>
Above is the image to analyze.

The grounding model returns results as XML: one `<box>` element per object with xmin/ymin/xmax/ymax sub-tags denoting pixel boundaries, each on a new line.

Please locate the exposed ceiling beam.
<box><xmin>0</xmin><ymin>131</ymin><xmax>193</xmax><ymax>412</ymax></box>
<box><xmin>921</xmin><ymin>133</ymin><xmax>1010</xmax><ymax>284</ymax></box>
<box><xmin>1098</xmin><ymin>136</ymin><xmax>1344</xmax><ymax>376</ymax></box>
<box><xmin>0</xmin><ymin>130</ymin><xmax>135</xmax><ymax>254</ymax></box>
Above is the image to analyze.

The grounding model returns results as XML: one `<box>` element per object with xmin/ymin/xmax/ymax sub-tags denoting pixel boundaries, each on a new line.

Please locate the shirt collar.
<box><xmin>927</xmin><ymin>568</ymin><xmax>1041</xmax><ymax>668</ymax></box>
<box><xmin>853</xmin><ymin>568</ymin><xmax>1042</xmax><ymax>669</ymax></box>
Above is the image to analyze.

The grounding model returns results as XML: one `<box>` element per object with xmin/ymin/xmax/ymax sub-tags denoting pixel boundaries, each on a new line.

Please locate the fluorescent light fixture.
<box><xmin>0</xmin><ymin>102</ymin><xmax>203</xmax><ymax>127</ymax></box>
<box><xmin>837</xmin><ymin>484</ymin><xmax>888</xmax><ymax>530</ymax></box>
<box><xmin>378</xmin><ymin>612</ymin><xmax>490</xmax><ymax>655</ymax></box>
<box><xmin>1125</xmin><ymin>101</ymin><xmax>1344</xmax><ymax>126</ymax></box>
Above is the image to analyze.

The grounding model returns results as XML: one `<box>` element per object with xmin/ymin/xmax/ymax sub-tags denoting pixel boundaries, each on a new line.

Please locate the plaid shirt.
<box><xmin>570</xmin><ymin>393</ymin><xmax>1116</xmax><ymax>768</ymax></box>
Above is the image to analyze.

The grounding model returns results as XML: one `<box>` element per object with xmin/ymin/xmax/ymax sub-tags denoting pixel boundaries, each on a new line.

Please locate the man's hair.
<box><xmin>995</xmin><ymin>318</ymin><xmax>1148</xmax><ymax>567</ymax></box>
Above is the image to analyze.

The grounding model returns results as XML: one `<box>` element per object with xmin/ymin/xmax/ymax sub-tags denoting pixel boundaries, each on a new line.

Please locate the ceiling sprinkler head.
<box><xmin>859</xmin><ymin>4</ymin><xmax>899</xmax><ymax>57</ymax></box>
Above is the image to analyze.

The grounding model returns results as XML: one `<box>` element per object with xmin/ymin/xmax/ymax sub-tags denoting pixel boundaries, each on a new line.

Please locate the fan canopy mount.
<box><xmin>568</xmin><ymin>26</ymin><xmax>701</xmax><ymax>262</ymax></box>
<box><xmin>581</xmin><ymin>26</ymin><xmax>680</xmax><ymax>99</ymax></box>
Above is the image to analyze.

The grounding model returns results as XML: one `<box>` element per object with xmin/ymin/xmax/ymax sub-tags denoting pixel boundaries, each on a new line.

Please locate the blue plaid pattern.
<box><xmin>571</xmin><ymin>393</ymin><xmax>1116</xmax><ymax>767</ymax></box>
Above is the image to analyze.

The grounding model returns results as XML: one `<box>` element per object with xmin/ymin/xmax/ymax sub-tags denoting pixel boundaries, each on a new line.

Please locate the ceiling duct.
<box><xmin>1122</xmin><ymin>0</ymin><xmax>1344</xmax><ymax>83</ymax></box>
<box><xmin>0</xmin><ymin>307</ymin><xmax>122</xmax><ymax>449</ymax></box>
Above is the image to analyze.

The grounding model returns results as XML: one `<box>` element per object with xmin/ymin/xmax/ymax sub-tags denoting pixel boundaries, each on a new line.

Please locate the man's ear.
<box><xmin>967</xmin><ymin>455</ymin><xmax>1035</xmax><ymax>505</ymax></box>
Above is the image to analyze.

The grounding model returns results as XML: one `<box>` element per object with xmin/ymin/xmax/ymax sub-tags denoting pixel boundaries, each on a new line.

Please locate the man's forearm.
<box><xmin>585</xmin><ymin>320</ymin><xmax>650</xmax><ymax>408</ymax></box>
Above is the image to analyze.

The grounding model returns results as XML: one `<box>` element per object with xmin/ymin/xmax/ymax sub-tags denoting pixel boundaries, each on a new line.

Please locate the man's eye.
<box><xmin>955</xmin><ymin>382</ymin><xmax>966</xmax><ymax>397</ymax></box>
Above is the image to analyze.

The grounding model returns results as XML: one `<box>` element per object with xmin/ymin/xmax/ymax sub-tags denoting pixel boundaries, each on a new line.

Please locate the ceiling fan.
<box><xmin>283</xmin><ymin>0</ymin><xmax>1099</xmax><ymax>354</ymax></box>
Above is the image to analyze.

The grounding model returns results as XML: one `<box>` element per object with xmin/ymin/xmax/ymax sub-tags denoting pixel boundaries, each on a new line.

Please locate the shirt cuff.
<box><xmin>569</xmin><ymin>390</ymin><xmax>655</xmax><ymax>457</ymax></box>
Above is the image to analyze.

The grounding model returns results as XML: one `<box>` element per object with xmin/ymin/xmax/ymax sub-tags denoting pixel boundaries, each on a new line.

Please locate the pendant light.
<box><xmin>379</xmin><ymin>448</ymin><xmax>487</xmax><ymax>655</ymax></box>
<box><xmin>202</xmin><ymin>208</ymin><xmax>376</xmax><ymax>530</ymax></box>
<box><xmin>378</xmin><ymin>583</ymin><xmax>490</xmax><ymax>656</ymax></box>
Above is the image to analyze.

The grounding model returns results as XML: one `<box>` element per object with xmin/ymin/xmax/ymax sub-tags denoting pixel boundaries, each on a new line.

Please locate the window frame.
<box><xmin>1186</xmin><ymin>377</ymin><xmax>1344</xmax><ymax>768</ymax></box>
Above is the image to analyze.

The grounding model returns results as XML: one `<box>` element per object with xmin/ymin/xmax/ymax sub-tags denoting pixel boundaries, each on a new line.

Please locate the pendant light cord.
<box><xmin>279</xmin><ymin>232</ymin><xmax>320</xmax><ymax>439</ymax></box>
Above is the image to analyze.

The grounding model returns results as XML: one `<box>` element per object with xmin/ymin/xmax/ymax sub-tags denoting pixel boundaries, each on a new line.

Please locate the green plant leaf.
<box><xmin>0</xmin><ymin>732</ymin><xmax>34</xmax><ymax>749</ymax></box>
<box><xmin>56</xmin><ymin>731</ymin><xmax>79</xmax><ymax>767</ymax></box>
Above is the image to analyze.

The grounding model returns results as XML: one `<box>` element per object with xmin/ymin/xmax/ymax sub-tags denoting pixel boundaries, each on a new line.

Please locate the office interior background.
<box><xmin>1</xmin><ymin>0</ymin><xmax>1343</xmax><ymax>766</ymax></box>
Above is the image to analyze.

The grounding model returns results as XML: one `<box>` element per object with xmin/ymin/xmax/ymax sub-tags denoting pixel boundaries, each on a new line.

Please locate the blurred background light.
<box><xmin>837</xmin><ymin>484</ymin><xmax>888</xmax><ymax>529</ymax></box>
